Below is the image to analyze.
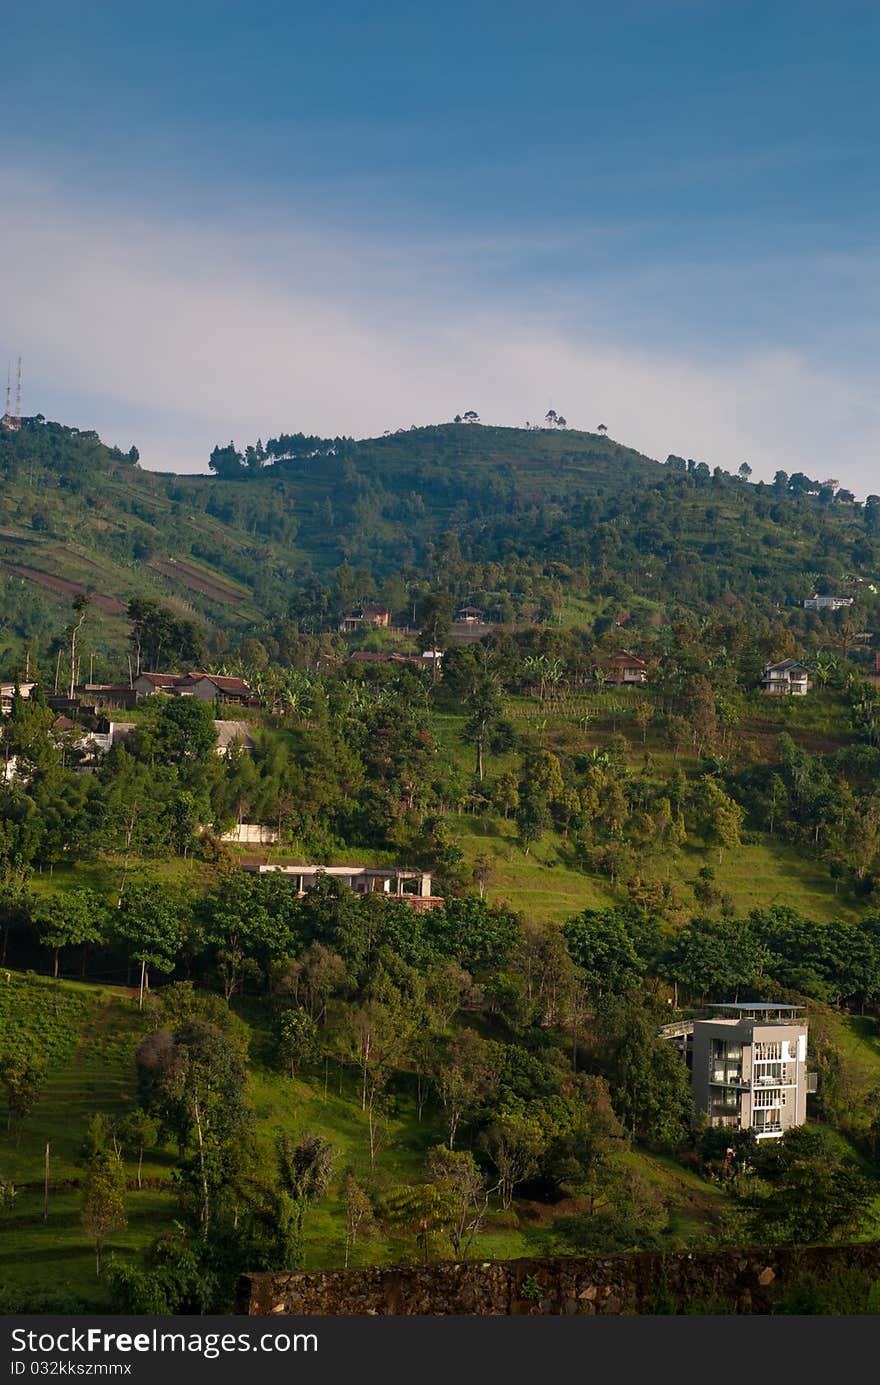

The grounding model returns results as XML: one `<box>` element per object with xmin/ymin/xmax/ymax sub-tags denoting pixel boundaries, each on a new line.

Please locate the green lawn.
<box><xmin>0</xmin><ymin>1189</ymin><xmax>177</xmax><ymax>1309</ymax></box>
<box><xmin>449</xmin><ymin>818</ymin><xmax>861</xmax><ymax>927</ymax></box>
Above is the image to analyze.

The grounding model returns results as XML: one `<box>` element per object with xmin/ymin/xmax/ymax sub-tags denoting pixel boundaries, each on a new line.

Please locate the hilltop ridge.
<box><xmin>0</xmin><ymin>416</ymin><xmax>876</xmax><ymax>677</ymax></box>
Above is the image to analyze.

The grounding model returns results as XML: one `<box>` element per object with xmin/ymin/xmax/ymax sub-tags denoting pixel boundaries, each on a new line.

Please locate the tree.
<box><xmin>1</xmin><ymin>1053</ymin><xmax>45</xmax><ymax>1144</ymax></box>
<box><xmin>119</xmin><ymin>1109</ymin><xmax>157</xmax><ymax>1191</ymax></box>
<box><xmin>208</xmin><ymin>441</ymin><xmax>244</xmax><ymax>478</ymax></box>
<box><xmin>516</xmin><ymin>783</ymin><xmax>550</xmax><ymax>856</ymax></box>
<box><xmin>81</xmin><ymin>1149</ymin><xmax>127</xmax><ymax>1276</ymax></box>
<box><xmin>463</xmin><ymin>676</ymin><xmax>504</xmax><ymax>781</ymax></box>
<box><xmin>432</xmin><ymin>1030</ymin><xmax>494</xmax><ymax>1148</ymax></box>
<box><xmin>338</xmin><ymin>998</ymin><xmax>409</xmax><ymax>1166</ymax></box>
<box><xmin>135</xmin><ymin>1018</ymin><xmax>251</xmax><ymax>1236</ymax></box>
<box><xmin>544</xmin><ymin>1080</ymin><xmax>625</xmax><ymax>1206</ymax></box>
<box><xmin>480</xmin><ymin>1113</ymin><xmax>545</xmax><ymax>1208</ymax></box>
<box><xmin>562</xmin><ymin>909</ymin><xmax>644</xmax><ymax>998</ymax></box>
<box><xmin>418</xmin><ymin>593</ymin><xmax>454</xmax><ymax>682</ymax></box>
<box><xmin>342</xmin><ymin>1170</ymin><xmax>373</xmax><ymax>1268</ymax></box>
<box><xmin>679</xmin><ymin>675</ymin><xmax>718</xmax><ymax>756</ymax></box>
<box><xmin>67</xmin><ymin>594</ymin><xmax>90</xmax><ymax>699</ymax></box>
<box><xmin>738</xmin><ymin>463</ymin><xmax>753</xmax><ymax>481</ymax></box>
<box><xmin>434</xmin><ymin>896</ymin><xmax>522</xmax><ymax>974</ymax></box>
<box><xmin>132</xmin><ymin>697</ymin><xmax>218</xmax><ymax>767</ymax></box>
<box><xmin>765</xmin><ymin>773</ymin><xmax>788</xmax><ymax>836</ymax></box>
<box><xmin>278</xmin><ymin>1009</ymin><xmax>321</xmax><ymax>1078</ymax></box>
<box><xmin>633</xmin><ymin>698</ymin><xmax>654</xmax><ymax>746</ymax></box>
<box><xmin>384</xmin><ymin>1181</ymin><xmax>455</xmax><ymax>1264</ymax></box>
<box><xmin>552</xmin><ymin>1164</ymin><xmax>668</xmax><ymax>1252</ymax></box>
<box><xmin>471</xmin><ymin>854</ymin><xmax>493</xmax><ymax>899</ymax></box>
<box><xmin>424</xmin><ymin>1144</ymin><xmax>490</xmax><ymax>1257</ymax></box>
<box><xmin>597</xmin><ymin>1001</ymin><xmax>692</xmax><ymax>1146</ymax></box>
<box><xmin>34</xmin><ymin>889</ymin><xmax>106</xmax><ymax>978</ymax></box>
<box><xmin>127</xmin><ymin>597</ymin><xmax>204</xmax><ymax>674</ymax></box>
<box><xmin>745</xmin><ymin>1151</ymin><xmax>872</xmax><ymax>1245</ymax></box>
<box><xmin>115</xmin><ymin>880</ymin><xmax>185</xmax><ymax>1009</ymax></box>
<box><xmin>698</xmin><ymin>778</ymin><xmax>745</xmax><ymax>863</ymax></box>
<box><xmin>277</xmin><ymin>1131</ymin><xmax>335</xmax><ymax>1260</ymax></box>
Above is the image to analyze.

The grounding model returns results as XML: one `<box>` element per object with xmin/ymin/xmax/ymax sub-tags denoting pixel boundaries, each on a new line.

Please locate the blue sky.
<box><xmin>1</xmin><ymin>1</ymin><xmax>878</xmax><ymax>483</ymax></box>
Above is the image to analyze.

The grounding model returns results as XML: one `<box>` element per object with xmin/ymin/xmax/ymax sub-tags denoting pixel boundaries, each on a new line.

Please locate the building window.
<box><xmin>753</xmin><ymin>1087</ymin><xmax>786</xmax><ymax>1108</ymax></box>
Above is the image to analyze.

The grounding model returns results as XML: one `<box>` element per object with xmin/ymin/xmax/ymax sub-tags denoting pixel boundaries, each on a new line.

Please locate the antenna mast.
<box><xmin>3</xmin><ymin>363</ymin><xmax>9</xmax><ymax>423</ymax></box>
<box><xmin>14</xmin><ymin>357</ymin><xmax>21</xmax><ymax>427</ymax></box>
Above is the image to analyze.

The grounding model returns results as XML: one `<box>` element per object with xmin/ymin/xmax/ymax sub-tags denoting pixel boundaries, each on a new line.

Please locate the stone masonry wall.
<box><xmin>237</xmin><ymin>1241</ymin><xmax>880</xmax><ymax>1316</ymax></box>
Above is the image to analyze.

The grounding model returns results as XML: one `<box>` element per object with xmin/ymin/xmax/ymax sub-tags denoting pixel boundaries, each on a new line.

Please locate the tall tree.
<box><xmin>81</xmin><ymin>1149</ymin><xmax>127</xmax><ymax>1277</ymax></box>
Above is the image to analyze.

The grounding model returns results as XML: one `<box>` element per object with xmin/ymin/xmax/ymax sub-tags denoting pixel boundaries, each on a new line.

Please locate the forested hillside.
<box><xmin>1</xmin><ymin>416</ymin><xmax>879</xmax><ymax>680</ymax></box>
<box><xmin>6</xmin><ymin>413</ymin><xmax>880</xmax><ymax>1313</ymax></box>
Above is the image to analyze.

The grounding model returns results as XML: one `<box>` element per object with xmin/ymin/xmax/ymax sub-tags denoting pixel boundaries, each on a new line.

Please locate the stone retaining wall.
<box><xmin>237</xmin><ymin>1241</ymin><xmax>880</xmax><ymax>1316</ymax></box>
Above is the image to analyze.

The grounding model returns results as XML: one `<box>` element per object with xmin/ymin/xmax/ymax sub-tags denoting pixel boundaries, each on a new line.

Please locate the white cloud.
<box><xmin>0</xmin><ymin>171</ymin><xmax>877</xmax><ymax>491</ymax></box>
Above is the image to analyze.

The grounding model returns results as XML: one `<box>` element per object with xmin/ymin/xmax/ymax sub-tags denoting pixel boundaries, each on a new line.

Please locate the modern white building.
<box><xmin>803</xmin><ymin>594</ymin><xmax>854</xmax><ymax>611</ymax></box>
<box><xmin>689</xmin><ymin>1003</ymin><xmax>815</xmax><ymax>1140</ymax></box>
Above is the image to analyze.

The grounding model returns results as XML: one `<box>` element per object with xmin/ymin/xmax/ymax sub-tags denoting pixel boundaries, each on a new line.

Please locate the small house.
<box><xmin>455</xmin><ymin>605</ymin><xmax>484</xmax><ymax>625</ymax></box>
<box><xmin>132</xmin><ymin>671</ymin><xmax>253</xmax><ymax>705</ymax></box>
<box><xmin>132</xmin><ymin>672</ymin><xmax>188</xmax><ymax>695</ymax></box>
<box><xmin>339</xmin><ymin>604</ymin><xmax>391</xmax><ymax>633</ymax></box>
<box><xmin>604</xmin><ymin>652</ymin><xmax>647</xmax><ymax>686</ymax></box>
<box><xmin>178</xmin><ymin>673</ymin><xmax>253</xmax><ymax>705</ymax></box>
<box><xmin>803</xmin><ymin>594</ymin><xmax>854</xmax><ymax>611</ymax></box>
<box><xmin>0</xmin><ymin>682</ymin><xmax>35</xmax><ymax>716</ymax></box>
<box><xmin>761</xmin><ymin>658</ymin><xmax>810</xmax><ymax>696</ymax></box>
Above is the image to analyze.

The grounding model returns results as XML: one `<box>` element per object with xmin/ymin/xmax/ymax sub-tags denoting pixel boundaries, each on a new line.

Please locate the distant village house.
<box><xmin>0</xmin><ymin>682</ymin><xmax>35</xmax><ymax>716</ymax></box>
<box><xmin>761</xmin><ymin>658</ymin><xmax>810</xmax><ymax>696</ymax></box>
<box><xmin>604</xmin><ymin>652</ymin><xmax>647</xmax><ymax>686</ymax></box>
<box><xmin>803</xmin><ymin>594</ymin><xmax>854</xmax><ymax>611</ymax></box>
<box><xmin>455</xmin><ymin>605</ymin><xmax>484</xmax><ymax>625</ymax></box>
<box><xmin>132</xmin><ymin>671</ymin><xmax>254</xmax><ymax>705</ymax></box>
<box><xmin>339</xmin><ymin>604</ymin><xmax>391</xmax><ymax>633</ymax></box>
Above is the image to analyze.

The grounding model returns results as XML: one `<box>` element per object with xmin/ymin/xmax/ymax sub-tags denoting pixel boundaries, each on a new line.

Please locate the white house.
<box><xmin>761</xmin><ymin>658</ymin><xmax>810</xmax><ymax>696</ymax></box>
<box><xmin>803</xmin><ymin>594</ymin><xmax>854</xmax><ymax>611</ymax></box>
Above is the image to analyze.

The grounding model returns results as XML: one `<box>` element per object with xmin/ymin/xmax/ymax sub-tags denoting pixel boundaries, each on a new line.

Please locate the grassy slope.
<box><xmin>0</xmin><ymin>968</ymin><xmax>739</xmax><ymax>1306</ymax></box>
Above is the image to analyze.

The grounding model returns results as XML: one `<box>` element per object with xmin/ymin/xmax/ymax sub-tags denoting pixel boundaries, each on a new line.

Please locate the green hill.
<box><xmin>1</xmin><ymin>416</ymin><xmax>879</xmax><ymax>679</ymax></box>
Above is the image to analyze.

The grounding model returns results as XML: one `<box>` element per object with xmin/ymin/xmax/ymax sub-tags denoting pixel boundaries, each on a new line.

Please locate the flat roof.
<box><xmin>711</xmin><ymin>1002</ymin><xmax>801</xmax><ymax>1011</ymax></box>
<box><xmin>246</xmin><ymin>864</ymin><xmax>425</xmax><ymax>876</ymax></box>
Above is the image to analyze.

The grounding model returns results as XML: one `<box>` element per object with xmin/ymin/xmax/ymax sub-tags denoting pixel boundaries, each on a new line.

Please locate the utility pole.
<box><xmin>43</xmin><ymin>1142</ymin><xmax>50</xmax><ymax>1222</ymax></box>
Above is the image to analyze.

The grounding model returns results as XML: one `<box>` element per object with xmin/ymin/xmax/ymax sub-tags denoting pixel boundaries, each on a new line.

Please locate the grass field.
<box><xmin>0</xmin><ymin>966</ymin><xmax>758</xmax><ymax>1308</ymax></box>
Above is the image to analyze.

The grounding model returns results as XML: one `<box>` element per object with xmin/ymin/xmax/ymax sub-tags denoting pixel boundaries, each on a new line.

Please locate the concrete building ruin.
<box><xmin>241</xmin><ymin>863</ymin><xmax>443</xmax><ymax>911</ymax></box>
